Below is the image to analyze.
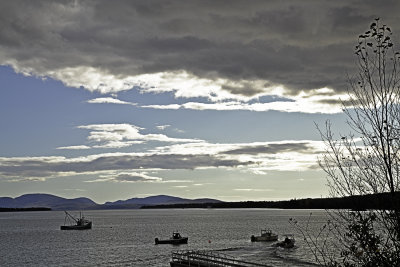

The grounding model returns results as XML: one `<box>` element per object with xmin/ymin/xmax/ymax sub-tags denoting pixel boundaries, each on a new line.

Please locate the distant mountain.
<box><xmin>0</xmin><ymin>194</ymin><xmax>223</xmax><ymax>210</ymax></box>
<box><xmin>0</xmin><ymin>194</ymin><xmax>98</xmax><ymax>210</ymax></box>
<box><xmin>103</xmin><ymin>195</ymin><xmax>222</xmax><ymax>208</ymax></box>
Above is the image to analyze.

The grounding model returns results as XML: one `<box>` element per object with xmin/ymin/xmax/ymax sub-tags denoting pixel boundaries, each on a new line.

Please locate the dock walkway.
<box><xmin>170</xmin><ymin>250</ymin><xmax>271</xmax><ymax>267</ymax></box>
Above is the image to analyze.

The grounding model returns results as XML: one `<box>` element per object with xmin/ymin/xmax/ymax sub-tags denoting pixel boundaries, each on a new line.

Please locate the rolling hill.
<box><xmin>0</xmin><ymin>194</ymin><xmax>222</xmax><ymax>210</ymax></box>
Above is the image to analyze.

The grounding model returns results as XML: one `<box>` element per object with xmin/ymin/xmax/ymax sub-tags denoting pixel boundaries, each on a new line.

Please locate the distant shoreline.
<box><xmin>141</xmin><ymin>192</ymin><xmax>400</xmax><ymax>210</ymax></box>
<box><xmin>1</xmin><ymin>192</ymin><xmax>399</xmax><ymax>211</ymax></box>
<box><xmin>0</xmin><ymin>207</ymin><xmax>51</xmax><ymax>212</ymax></box>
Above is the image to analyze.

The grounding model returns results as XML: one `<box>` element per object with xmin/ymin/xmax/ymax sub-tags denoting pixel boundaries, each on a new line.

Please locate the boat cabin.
<box><xmin>172</xmin><ymin>232</ymin><xmax>182</xmax><ymax>239</ymax></box>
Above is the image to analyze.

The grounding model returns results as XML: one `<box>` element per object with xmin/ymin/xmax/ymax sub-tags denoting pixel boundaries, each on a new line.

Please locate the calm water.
<box><xmin>0</xmin><ymin>209</ymin><xmax>329</xmax><ymax>266</ymax></box>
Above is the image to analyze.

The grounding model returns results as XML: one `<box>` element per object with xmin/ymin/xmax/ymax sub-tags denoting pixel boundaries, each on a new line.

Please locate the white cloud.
<box><xmin>47</xmin><ymin>66</ymin><xmax>137</xmax><ymax>94</ymax></box>
<box><xmin>153</xmin><ymin>140</ymin><xmax>322</xmax><ymax>155</ymax></box>
<box><xmin>161</xmin><ymin>179</ymin><xmax>193</xmax><ymax>183</ymax></box>
<box><xmin>79</xmin><ymin>124</ymin><xmax>143</xmax><ymax>141</ymax></box>
<box><xmin>135</xmin><ymin>71</ymin><xmax>284</xmax><ymax>102</ymax></box>
<box><xmin>68</xmin><ymin>123</ymin><xmax>203</xmax><ymax>149</ymax></box>
<box><xmin>57</xmin><ymin>145</ymin><xmax>91</xmax><ymax>150</ymax></box>
<box><xmin>153</xmin><ymin>140</ymin><xmax>324</xmax><ymax>172</ymax></box>
<box><xmin>0</xmin><ymin>152</ymin><xmax>250</xmax><ymax>180</ymax></box>
<box><xmin>247</xmin><ymin>168</ymin><xmax>268</xmax><ymax>175</ymax></box>
<box><xmin>87</xmin><ymin>171</ymin><xmax>163</xmax><ymax>183</ymax></box>
<box><xmin>142</xmin><ymin>87</ymin><xmax>349</xmax><ymax>114</ymax></box>
<box><xmin>87</xmin><ymin>97</ymin><xmax>136</xmax><ymax>106</ymax></box>
<box><xmin>156</xmin><ymin>125</ymin><xmax>171</xmax><ymax>130</ymax></box>
<box><xmin>6</xmin><ymin>177</ymin><xmax>47</xmax><ymax>182</ymax></box>
<box><xmin>0</xmin><ymin>139</ymin><xmax>325</xmax><ymax>181</ymax></box>
<box><xmin>234</xmin><ymin>188</ymin><xmax>273</xmax><ymax>192</ymax></box>
<box><xmin>11</xmin><ymin>63</ymin><xmax>348</xmax><ymax>114</ymax></box>
<box><xmin>144</xmin><ymin>104</ymin><xmax>181</xmax><ymax>110</ymax></box>
<box><xmin>2</xmin><ymin>1</ymin><xmax>397</xmax><ymax>114</ymax></box>
<box><xmin>92</xmin><ymin>140</ymin><xmax>144</xmax><ymax>149</ymax></box>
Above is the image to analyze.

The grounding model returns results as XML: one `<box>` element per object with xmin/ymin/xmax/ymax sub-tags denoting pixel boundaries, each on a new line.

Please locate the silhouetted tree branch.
<box><xmin>295</xmin><ymin>18</ymin><xmax>400</xmax><ymax>266</ymax></box>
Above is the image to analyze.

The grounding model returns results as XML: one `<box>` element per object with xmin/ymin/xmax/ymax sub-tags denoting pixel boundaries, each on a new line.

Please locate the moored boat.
<box><xmin>251</xmin><ymin>229</ymin><xmax>278</xmax><ymax>242</ymax></box>
<box><xmin>276</xmin><ymin>234</ymin><xmax>295</xmax><ymax>248</ymax></box>
<box><xmin>60</xmin><ymin>211</ymin><xmax>92</xmax><ymax>230</ymax></box>
<box><xmin>155</xmin><ymin>232</ymin><xmax>188</xmax><ymax>245</ymax></box>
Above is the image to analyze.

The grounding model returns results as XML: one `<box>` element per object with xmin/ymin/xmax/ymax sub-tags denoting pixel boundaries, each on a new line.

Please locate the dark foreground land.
<box><xmin>0</xmin><ymin>207</ymin><xmax>51</xmax><ymax>212</ymax></box>
<box><xmin>141</xmin><ymin>192</ymin><xmax>400</xmax><ymax>210</ymax></box>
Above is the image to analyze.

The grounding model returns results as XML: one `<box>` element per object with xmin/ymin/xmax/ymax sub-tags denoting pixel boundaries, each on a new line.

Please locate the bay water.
<box><xmin>0</xmin><ymin>209</ymin><xmax>329</xmax><ymax>266</ymax></box>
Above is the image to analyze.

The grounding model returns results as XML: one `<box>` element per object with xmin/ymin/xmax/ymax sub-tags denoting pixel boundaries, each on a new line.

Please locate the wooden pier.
<box><xmin>170</xmin><ymin>250</ymin><xmax>271</xmax><ymax>267</ymax></box>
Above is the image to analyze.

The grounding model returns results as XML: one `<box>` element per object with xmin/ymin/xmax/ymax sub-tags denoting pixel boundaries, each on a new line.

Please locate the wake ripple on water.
<box><xmin>216</xmin><ymin>244</ymin><xmax>318</xmax><ymax>267</ymax></box>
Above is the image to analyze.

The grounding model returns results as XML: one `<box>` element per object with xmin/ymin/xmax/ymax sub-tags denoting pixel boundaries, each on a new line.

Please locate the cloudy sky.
<box><xmin>0</xmin><ymin>0</ymin><xmax>399</xmax><ymax>203</ymax></box>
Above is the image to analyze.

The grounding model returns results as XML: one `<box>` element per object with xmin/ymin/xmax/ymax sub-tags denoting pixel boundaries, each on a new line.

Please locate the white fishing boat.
<box><xmin>251</xmin><ymin>229</ymin><xmax>278</xmax><ymax>242</ymax></box>
<box><xmin>60</xmin><ymin>211</ymin><xmax>92</xmax><ymax>230</ymax></box>
<box><xmin>155</xmin><ymin>232</ymin><xmax>188</xmax><ymax>245</ymax></box>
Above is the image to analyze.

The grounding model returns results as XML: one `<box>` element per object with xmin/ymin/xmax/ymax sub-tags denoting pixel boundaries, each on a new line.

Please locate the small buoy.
<box><xmin>208</xmin><ymin>240</ymin><xmax>211</xmax><ymax>243</ymax></box>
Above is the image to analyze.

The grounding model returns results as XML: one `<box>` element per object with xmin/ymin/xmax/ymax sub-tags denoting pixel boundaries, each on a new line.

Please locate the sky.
<box><xmin>0</xmin><ymin>0</ymin><xmax>399</xmax><ymax>204</ymax></box>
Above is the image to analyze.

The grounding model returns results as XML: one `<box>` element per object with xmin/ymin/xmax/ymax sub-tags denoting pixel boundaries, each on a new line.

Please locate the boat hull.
<box><xmin>60</xmin><ymin>222</ymin><xmax>92</xmax><ymax>230</ymax></box>
<box><xmin>251</xmin><ymin>235</ymin><xmax>278</xmax><ymax>242</ymax></box>
<box><xmin>277</xmin><ymin>241</ymin><xmax>295</xmax><ymax>248</ymax></box>
<box><xmin>155</xmin><ymin>237</ymin><xmax>188</xmax><ymax>245</ymax></box>
<box><xmin>276</xmin><ymin>237</ymin><xmax>295</xmax><ymax>248</ymax></box>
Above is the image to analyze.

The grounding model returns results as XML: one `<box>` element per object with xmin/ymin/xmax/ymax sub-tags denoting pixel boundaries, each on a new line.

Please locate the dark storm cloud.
<box><xmin>221</xmin><ymin>142</ymin><xmax>314</xmax><ymax>155</ymax></box>
<box><xmin>221</xmin><ymin>82</ymin><xmax>267</xmax><ymax>97</ymax></box>
<box><xmin>0</xmin><ymin>153</ymin><xmax>251</xmax><ymax>179</ymax></box>
<box><xmin>0</xmin><ymin>0</ymin><xmax>399</xmax><ymax>96</ymax></box>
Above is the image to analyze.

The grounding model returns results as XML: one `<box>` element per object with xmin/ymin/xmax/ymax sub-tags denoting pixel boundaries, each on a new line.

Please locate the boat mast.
<box><xmin>64</xmin><ymin>211</ymin><xmax>79</xmax><ymax>224</ymax></box>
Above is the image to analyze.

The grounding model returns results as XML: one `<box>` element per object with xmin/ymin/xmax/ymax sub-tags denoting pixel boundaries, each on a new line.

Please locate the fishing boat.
<box><xmin>276</xmin><ymin>234</ymin><xmax>295</xmax><ymax>248</ymax></box>
<box><xmin>60</xmin><ymin>211</ymin><xmax>92</xmax><ymax>230</ymax></box>
<box><xmin>155</xmin><ymin>232</ymin><xmax>188</xmax><ymax>245</ymax></box>
<box><xmin>251</xmin><ymin>229</ymin><xmax>278</xmax><ymax>242</ymax></box>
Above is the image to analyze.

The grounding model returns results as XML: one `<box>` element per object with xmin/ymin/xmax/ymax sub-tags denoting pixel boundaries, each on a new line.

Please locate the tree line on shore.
<box><xmin>141</xmin><ymin>191</ymin><xmax>400</xmax><ymax>210</ymax></box>
<box><xmin>0</xmin><ymin>207</ymin><xmax>51</xmax><ymax>212</ymax></box>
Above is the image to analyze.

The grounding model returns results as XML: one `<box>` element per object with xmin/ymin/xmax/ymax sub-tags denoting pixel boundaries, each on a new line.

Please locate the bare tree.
<box><xmin>294</xmin><ymin>19</ymin><xmax>400</xmax><ymax>266</ymax></box>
